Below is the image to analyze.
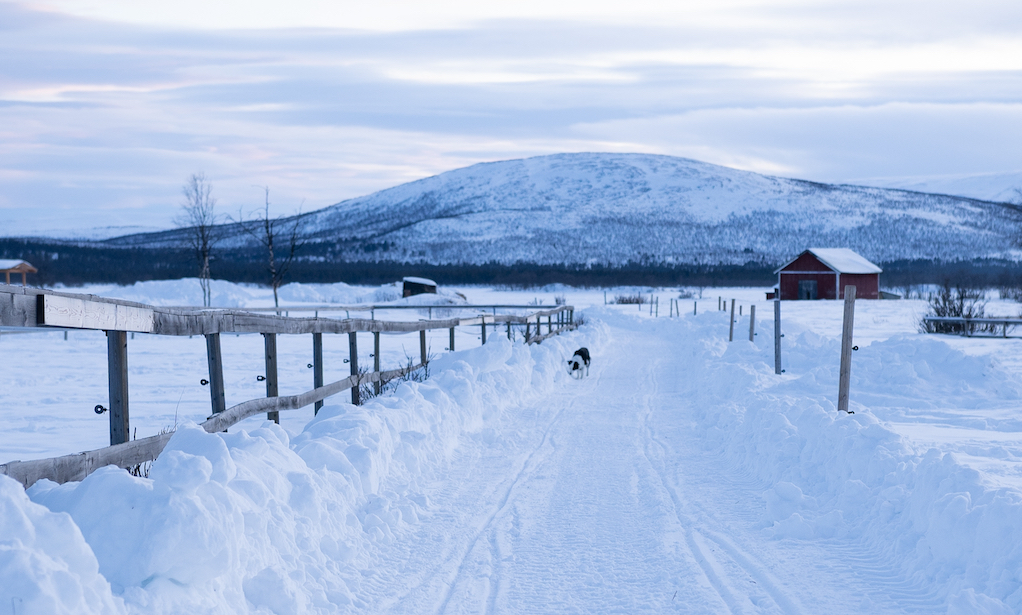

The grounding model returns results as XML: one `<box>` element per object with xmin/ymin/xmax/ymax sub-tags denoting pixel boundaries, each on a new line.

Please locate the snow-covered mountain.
<box><xmin>853</xmin><ymin>170</ymin><xmax>1022</xmax><ymax>204</ymax></box>
<box><xmin>113</xmin><ymin>153</ymin><xmax>1022</xmax><ymax>266</ymax></box>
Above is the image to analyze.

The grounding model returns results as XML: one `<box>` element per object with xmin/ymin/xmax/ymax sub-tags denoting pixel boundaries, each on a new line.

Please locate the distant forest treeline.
<box><xmin>4</xmin><ymin>237</ymin><xmax>1022</xmax><ymax>290</ymax></box>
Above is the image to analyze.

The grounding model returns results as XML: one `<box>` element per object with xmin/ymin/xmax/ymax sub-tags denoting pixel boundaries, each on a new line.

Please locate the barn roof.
<box><xmin>774</xmin><ymin>248</ymin><xmax>882</xmax><ymax>274</ymax></box>
<box><xmin>0</xmin><ymin>259</ymin><xmax>37</xmax><ymax>272</ymax></box>
<box><xmin>402</xmin><ymin>276</ymin><xmax>437</xmax><ymax>286</ymax></box>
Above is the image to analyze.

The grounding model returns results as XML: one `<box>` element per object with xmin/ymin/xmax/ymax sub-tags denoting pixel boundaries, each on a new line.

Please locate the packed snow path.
<box><xmin>356</xmin><ymin>319</ymin><xmax>939</xmax><ymax>614</ymax></box>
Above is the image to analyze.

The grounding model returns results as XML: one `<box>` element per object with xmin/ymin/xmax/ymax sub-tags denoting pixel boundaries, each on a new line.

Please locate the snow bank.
<box><xmin>6</xmin><ymin>322</ymin><xmax>602</xmax><ymax>614</ymax></box>
<box><xmin>641</xmin><ymin>307</ymin><xmax>1022</xmax><ymax>613</ymax></box>
<box><xmin>0</xmin><ymin>477</ymin><xmax>125</xmax><ymax>614</ymax></box>
<box><xmin>84</xmin><ymin>279</ymin><xmax>264</xmax><ymax>307</ymax></box>
<box><xmin>79</xmin><ymin>278</ymin><xmax>468</xmax><ymax>309</ymax></box>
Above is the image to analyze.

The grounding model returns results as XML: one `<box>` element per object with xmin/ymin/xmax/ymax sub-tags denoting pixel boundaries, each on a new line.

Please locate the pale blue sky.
<box><xmin>2</xmin><ymin>0</ymin><xmax>1021</xmax><ymax>236</ymax></box>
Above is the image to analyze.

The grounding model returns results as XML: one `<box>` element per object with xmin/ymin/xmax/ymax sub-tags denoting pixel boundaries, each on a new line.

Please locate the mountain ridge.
<box><xmin>106</xmin><ymin>152</ymin><xmax>1022</xmax><ymax>267</ymax></box>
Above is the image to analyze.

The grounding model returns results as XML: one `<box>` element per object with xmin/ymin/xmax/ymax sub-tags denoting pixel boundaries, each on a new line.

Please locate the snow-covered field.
<box><xmin>4</xmin><ymin>279</ymin><xmax>1022</xmax><ymax>613</ymax></box>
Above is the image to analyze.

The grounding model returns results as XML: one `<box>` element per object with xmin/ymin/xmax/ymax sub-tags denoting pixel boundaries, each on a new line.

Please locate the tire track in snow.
<box><xmin>636</xmin><ymin>330</ymin><xmax>807</xmax><ymax>615</ymax></box>
<box><xmin>643</xmin><ymin>319</ymin><xmax>945</xmax><ymax>614</ymax></box>
<box><xmin>427</xmin><ymin>370</ymin><xmax>595</xmax><ymax>615</ymax></box>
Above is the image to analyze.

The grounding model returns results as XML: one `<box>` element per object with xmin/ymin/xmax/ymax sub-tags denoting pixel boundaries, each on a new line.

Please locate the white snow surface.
<box><xmin>796</xmin><ymin>248</ymin><xmax>883</xmax><ymax>274</ymax></box>
<box><xmin>857</xmin><ymin>170</ymin><xmax>1022</xmax><ymax>204</ymax></box>
<box><xmin>6</xmin><ymin>282</ymin><xmax>1022</xmax><ymax>612</ymax></box>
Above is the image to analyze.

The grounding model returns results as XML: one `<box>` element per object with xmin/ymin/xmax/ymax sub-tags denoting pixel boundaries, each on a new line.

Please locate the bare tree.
<box><xmin>235</xmin><ymin>187</ymin><xmax>307</xmax><ymax>308</ymax></box>
<box><xmin>175</xmin><ymin>173</ymin><xmax>221</xmax><ymax>307</ymax></box>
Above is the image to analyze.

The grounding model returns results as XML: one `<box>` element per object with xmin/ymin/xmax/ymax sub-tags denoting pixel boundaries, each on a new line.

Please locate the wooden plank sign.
<box><xmin>38</xmin><ymin>294</ymin><xmax>154</xmax><ymax>332</ymax></box>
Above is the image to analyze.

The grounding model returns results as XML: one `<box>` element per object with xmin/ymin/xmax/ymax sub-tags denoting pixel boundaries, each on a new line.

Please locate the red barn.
<box><xmin>774</xmin><ymin>248</ymin><xmax>881</xmax><ymax>300</ymax></box>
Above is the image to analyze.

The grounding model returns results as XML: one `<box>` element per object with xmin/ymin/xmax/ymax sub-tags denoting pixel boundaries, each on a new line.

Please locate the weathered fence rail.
<box><xmin>0</xmin><ymin>284</ymin><xmax>576</xmax><ymax>488</ymax></box>
<box><xmin>922</xmin><ymin>316</ymin><xmax>1022</xmax><ymax>337</ymax></box>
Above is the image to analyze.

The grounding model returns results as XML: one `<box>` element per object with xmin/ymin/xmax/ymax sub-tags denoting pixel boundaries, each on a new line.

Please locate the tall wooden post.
<box><xmin>481</xmin><ymin>318</ymin><xmax>487</xmax><ymax>344</ymax></box>
<box><xmin>205</xmin><ymin>333</ymin><xmax>226</xmax><ymax>416</ymax></box>
<box><xmin>773</xmin><ymin>300</ymin><xmax>782</xmax><ymax>374</ymax></box>
<box><xmin>373</xmin><ymin>331</ymin><xmax>381</xmax><ymax>396</ymax></box>
<box><xmin>348</xmin><ymin>332</ymin><xmax>359</xmax><ymax>405</ymax></box>
<box><xmin>263</xmin><ymin>333</ymin><xmax>279</xmax><ymax>423</ymax></box>
<box><xmin>749</xmin><ymin>304</ymin><xmax>756</xmax><ymax>342</ymax></box>
<box><xmin>106</xmin><ymin>330</ymin><xmax>129</xmax><ymax>445</ymax></box>
<box><xmin>837</xmin><ymin>286</ymin><xmax>856</xmax><ymax>414</ymax></box>
<box><xmin>728</xmin><ymin>299</ymin><xmax>736</xmax><ymax>342</ymax></box>
<box><xmin>507</xmin><ymin>321</ymin><xmax>512</xmax><ymax>340</ymax></box>
<box><xmin>313</xmin><ymin>332</ymin><xmax>324</xmax><ymax>415</ymax></box>
<box><xmin>420</xmin><ymin>329</ymin><xmax>427</xmax><ymax>365</ymax></box>
<box><xmin>449</xmin><ymin>327</ymin><xmax>455</xmax><ymax>352</ymax></box>
<box><xmin>694</xmin><ymin>300</ymin><xmax>697</xmax><ymax>316</ymax></box>
<box><xmin>548</xmin><ymin>315</ymin><xmax>552</xmax><ymax>333</ymax></box>
<box><xmin>525</xmin><ymin>321</ymin><xmax>531</xmax><ymax>341</ymax></box>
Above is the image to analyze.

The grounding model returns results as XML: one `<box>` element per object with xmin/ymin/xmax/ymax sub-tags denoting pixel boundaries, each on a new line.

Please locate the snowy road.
<box><xmin>356</xmin><ymin>318</ymin><xmax>941</xmax><ymax>614</ymax></box>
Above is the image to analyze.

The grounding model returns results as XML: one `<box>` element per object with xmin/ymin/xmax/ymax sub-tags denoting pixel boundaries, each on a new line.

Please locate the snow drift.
<box><xmin>1</xmin><ymin>324</ymin><xmax>602</xmax><ymax>614</ymax></box>
<box><xmin>644</xmin><ymin>307</ymin><xmax>1022</xmax><ymax>613</ymax></box>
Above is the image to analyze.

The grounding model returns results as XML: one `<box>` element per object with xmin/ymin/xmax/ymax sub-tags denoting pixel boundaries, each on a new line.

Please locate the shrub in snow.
<box><xmin>922</xmin><ymin>282</ymin><xmax>992</xmax><ymax>335</ymax></box>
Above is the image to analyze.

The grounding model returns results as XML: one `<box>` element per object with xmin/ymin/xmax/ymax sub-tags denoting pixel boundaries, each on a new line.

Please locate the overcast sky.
<box><xmin>2</xmin><ymin>0</ymin><xmax>1021</xmax><ymax>236</ymax></box>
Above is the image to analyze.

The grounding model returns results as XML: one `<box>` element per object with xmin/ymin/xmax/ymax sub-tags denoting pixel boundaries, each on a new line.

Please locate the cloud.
<box><xmin>0</xmin><ymin>0</ymin><xmax>1020</xmax><ymax>235</ymax></box>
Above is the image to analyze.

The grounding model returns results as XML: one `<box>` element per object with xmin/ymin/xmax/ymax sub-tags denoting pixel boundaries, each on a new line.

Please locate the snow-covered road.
<box><xmin>355</xmin><ymin>317</ymin><xmax>941</xmax><ymax>614</ymax></box>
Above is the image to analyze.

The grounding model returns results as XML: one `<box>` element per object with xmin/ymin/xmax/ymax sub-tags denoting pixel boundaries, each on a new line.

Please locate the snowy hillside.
<box><xmin>112</xmin><ymin>153</ymin><xmax>1022</xmax><ymax>267</ymax></box>
<box><xmin>860</xmin><ymin>170</ymin><xmax>1022</xmax><ymax>204</ymax></box>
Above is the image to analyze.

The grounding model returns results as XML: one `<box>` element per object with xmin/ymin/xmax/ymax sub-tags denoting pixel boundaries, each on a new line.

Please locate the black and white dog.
<box><xmin>567</xmin><ymin>347</ymin><xmax>591</xmax><ymax>379</ymax></box>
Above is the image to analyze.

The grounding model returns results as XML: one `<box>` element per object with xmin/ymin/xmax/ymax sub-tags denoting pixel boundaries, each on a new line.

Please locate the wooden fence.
<box><xmin>922</xmin><ymin>316</ymin><xmax>1021</xmax><ymax>337</ymax></box>
<box><xmin>0</xmin><ymin>284</ymin><xmax>576</xmax><ymax>488</ymax></box>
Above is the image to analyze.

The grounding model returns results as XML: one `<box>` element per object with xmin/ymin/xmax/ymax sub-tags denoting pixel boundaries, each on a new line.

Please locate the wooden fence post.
<box><xmin>728</xmin><ymin>299</ymin><xmax>736</xmax><ymax>342</ymax></box>
<box><xmin>205</xmin><ymin>333</ymin><xmax>226</xmax><ymax>416</ymax></box>
<box><xmin>106</xmin><ymin>330</ymin><xmax>129</xmax><ymax>445</ymax></box>
<box><xmin>694</xmin><ymin>300</ymin><xmax>697</xmax><ymax>316</ymax></box>
<box><xmin>837</xmin><ymin>285</ymin><xmax>856</xmax><ymax>414</ymax></box>
<box><xmin>373</xmin><ymin>331</ymin><xmax>381</xmax><ymax>396</ymax></box>
<box><xmin>749</xmin><ymin>304</ymin><xmax>756</xmax><ymax>342</ymax></box>
<box><xmin>348</xmin><ymin>332</ymin><xmax>360</xmax><ymax>405</ymax></box>
<box><xmin>773</xmin><ymin>300</ymin><xmax>782</xmax><ymax>374</ymax></box>
<box><xmin>449</xmin><ymin>327</ymin><xmax>455</xmax><ymax>352</ymax></box>
<box><xmin>263</xmin><ymin>333</ymin><xmax>279</xmax><ymax>423</ymax></box>
<box><xmin>313</xmin><ymin>332</ymin><xmax>324</xmax><ymax>414</ymax></box>
<box><xmin>525</xmin><ymin>321</ymin><xmax>531</xmax><ymax>341</ymax></box>
<box><xmin>507</xmin><ymin>321</ymin><xmax>512</xmax><ymax>340</ymax></box>
<box><xmin>481</xmin><ymin>318</ymin><xmax>487</xmax><ymax>344</ymax></box>
<box><xmin>420</xmin><ymin>329</ymin><xmax>427</xmax><ymax>365</ymax></box>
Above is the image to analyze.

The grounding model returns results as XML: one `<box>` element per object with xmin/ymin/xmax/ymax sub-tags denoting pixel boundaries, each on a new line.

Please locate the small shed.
<box><xmin>402</xmin><ymin>276</ymin><xmax>437</xmax><ymax>297</ymax></box>
<box><xmin>0</xmin><ymin>259</ymin><xmax>37</xmax><ymax>286</ymax></box>
<box><xmin>774</xmin><ymin>248</ymin><xmax>881</xmax><ymax>300</ymax></box>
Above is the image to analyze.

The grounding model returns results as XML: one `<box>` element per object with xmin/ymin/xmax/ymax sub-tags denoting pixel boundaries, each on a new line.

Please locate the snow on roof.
<box><xmin>808</xmin><ymin>248</ymin><xmax>882</xmax><ymax>273</ymax></box>
<box><xmin>402</xmin><ymin>276</ymin><xmax>437</xmax><ymax>286</ymax></box>
<box><xmin>0</xmin><ymin>259</ymin><xmax>35</xmax><ymax>271</ymax></box>
<box><xmin>774</xmin><ymin>248</ymin><xmax>882</xmax><ymax>274</ymax></box>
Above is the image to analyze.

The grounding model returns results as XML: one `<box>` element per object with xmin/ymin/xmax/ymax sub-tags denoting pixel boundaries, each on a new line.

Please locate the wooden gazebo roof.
<box><xmin>0</xmin><ymin>259</ymin><xmax>37</xmax><ymax>286</ymax></box>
